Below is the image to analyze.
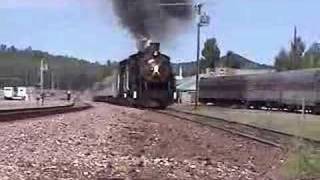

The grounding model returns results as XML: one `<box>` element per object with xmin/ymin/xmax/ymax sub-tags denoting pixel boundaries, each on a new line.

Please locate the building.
<box><xmin>176</xmin><ymin>74</ymin><xmax>211</xmax><ymax>104</ymax></box>
<box><xmin>175</xmin><ymin>65</ymin><xmax>184</xmax><ymax>80</ymax></box>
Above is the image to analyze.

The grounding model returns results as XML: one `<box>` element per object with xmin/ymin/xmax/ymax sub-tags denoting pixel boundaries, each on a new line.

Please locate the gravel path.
<box><xmin>0</xmin><ymin>103</ymin><xmax>284</xmax><ymax>179</ymax></box>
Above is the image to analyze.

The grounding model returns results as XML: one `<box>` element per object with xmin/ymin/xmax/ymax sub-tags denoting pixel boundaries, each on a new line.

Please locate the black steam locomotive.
<box><xmin>199</xmin><ymin>69</ymin><xmax>320</xmax><ymax>114</ymax></box>
<box><xmin>94</xmin><ymin>42</ymin><xmax>176</xmax><ymax>108</ymax></box>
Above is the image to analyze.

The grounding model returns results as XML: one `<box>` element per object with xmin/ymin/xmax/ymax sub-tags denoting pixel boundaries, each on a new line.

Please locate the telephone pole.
<box><xmin>292</xmin><ymin>26</ymin><xmax>298</xmax><ymax>69</ymax></box>
<box><xmin>195</xmin><ymin>3</ymin><xmax>202</xmax><ymax>109</ymax></box>
<box><xmin>51</xmin><ymin>71</ymin><xmax>55</xmax><ymax>91</ymax></box>
<box><xmin>158</xmin><ymin>2</ymin><xmax>209</xmax><ymax>108</ymax></box>
<box><xmin>40</xmin><ymin>58</ymin><xmax>48</xmax><ymax>95</ymax></box>
<box><xmin>194</xmin><ymin>3</ymin><xmax>210</xmax><ymax>109</ymax></box>
<box><xmin>40</xmin><ymin>58</ymin><xmax>44</xmax><ymax>95</ymax></box>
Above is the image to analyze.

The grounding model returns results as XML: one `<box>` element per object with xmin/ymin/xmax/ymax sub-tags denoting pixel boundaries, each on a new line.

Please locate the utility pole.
<box><xmin>158</xmin><ymin>2</ymin><xmax>209</xmax><ymax>108</ymax></box>
<box><xmin>194</xmin><ymin>3</ymin><xmax>210</xmax><ymax>109</ymax></box>
<box><xmin>195</xmin><ymin>3</ymin><xmax>202</xmax><ymax>109</ymax></box>
<box><xmin>40</xmin><ymin>58</ymin><xmax>44</xmax><ymax>95</ymax></box>
<box><xmin>51</xmin><ymin>71</ymin><xmax>55</xmax><ymax>91</ymax></box>
<box><xmin>292</xmin><ymin>26</ymin><xmax>298</xmax><ymax>69</ymax></box>
<box><xmin>40</xmin><ymin>58</ymin><xmax>48</xmax><ymax>95</ymax></box>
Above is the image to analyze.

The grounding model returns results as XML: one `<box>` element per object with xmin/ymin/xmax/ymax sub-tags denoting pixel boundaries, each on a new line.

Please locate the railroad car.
<box><xmin>199</xmin><ymin>68</ymin><xmax>320</xmax><ymax>114</ymax></box>
<box><xmin>93</xmin><ymin>42</ymin><xmax>176</xmax><ymax>108</ymax></box>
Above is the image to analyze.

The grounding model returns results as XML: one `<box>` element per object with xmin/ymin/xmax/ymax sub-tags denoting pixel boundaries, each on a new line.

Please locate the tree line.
<box><xmin>199</xmin><ymin>38</ymin><xmax>271</xmax><ymax>71</ymax></box>
<box><xmin>200</xmin><ymin>33</ymin><xmax>320</xmax><ymax>72</ymax></box>
<box><xmin>0</xmin><ymin>44</ymin><xmax>115</xmax><ymax>90</ymax></box>
<box><xmin>274</xmin><ymin>35</ymin><xmax>320</xmax><ymax>71</ymax></box>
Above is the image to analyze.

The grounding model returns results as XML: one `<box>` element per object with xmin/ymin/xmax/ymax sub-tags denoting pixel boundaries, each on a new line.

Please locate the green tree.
<box><xmin>290</xmin><ymin>36</ymin><xmax>306</xmax><ymax>69</ymax></box>
<box><xmin>0</xmin><ymin>43</ymin><xmax>109</xmax><ymax>90</ymax></box>
<box><xmin>201</xmin><ymin>38</ymin><xmax>220</xmax><ymax>70</ymax></box>
<box><xmin>302</xmin><ymin>42</ymin><xmax>320</xmax><ymax>68</ymax></box>
<box><xmin>274</xmin><ymin>49</ymin><xmax>290</xmax><ymax>71</ymax></box>
<box><xmin>274</xmin><ymin>36</ymin><xmax>306</xmax><ymax>71</ymax></box>
<box><xmin>0</xmin><ymin>44</ymin><xmax>7</xmax><ymax>51</ymax></box>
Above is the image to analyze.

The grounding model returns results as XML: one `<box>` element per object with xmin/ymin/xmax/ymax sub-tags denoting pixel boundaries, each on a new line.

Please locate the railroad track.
<box><xmin>155</xmin><ymin>108</ymin><xmax>320</xmax><ymax>150</ymax></box>
<box><xmin>0</xmin><ymin>102</ymin><xmax>92</xmax><ymax>121</ymax></box>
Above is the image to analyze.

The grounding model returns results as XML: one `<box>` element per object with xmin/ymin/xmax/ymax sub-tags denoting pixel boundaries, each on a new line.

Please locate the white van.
<box><xmin>3</xmin><ymin>87</ymin><xmax>27</xmax><ymax>100</ymax></box>
<box><xmin>4</xmin><ymin>87</ymin><xmax>14</xmax><ymax>99</ymax></box>
<box><xmin>17</xmin><ymin>87</ymin><xmax>27</xmax><ymax>99</ymax></box>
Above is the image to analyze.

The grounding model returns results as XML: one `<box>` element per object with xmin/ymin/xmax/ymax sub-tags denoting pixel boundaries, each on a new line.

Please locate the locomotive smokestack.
<box><xmin>137</xmin><ymin>38</ymin><xmax>152</xmax><ymax>52</ymax></box>
<box><xmin>149</xmin><ymin>42</ymin><xmax>160</xmax><ymax>52</ymax></box>
<box><xmin>111</xmin><ymin>0</ymin><xmax>193</xmax><ymax>46</ymax></box>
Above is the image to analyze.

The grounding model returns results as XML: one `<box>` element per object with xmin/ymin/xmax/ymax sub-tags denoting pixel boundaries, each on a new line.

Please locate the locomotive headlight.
<box><xmin>153</xmin><ymin>65</ymin><xmax>160</xmax><ymax>75</ymax></box>
<box><xmin>153</xmin><ymin>51</ymin><xmax>159</xmax><ymax>56</ymax></box>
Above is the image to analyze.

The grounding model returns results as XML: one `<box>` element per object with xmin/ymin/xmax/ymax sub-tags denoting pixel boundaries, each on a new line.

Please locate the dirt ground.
<box><xmin>0</xmin><ymin>103</ymin><xmax>284</xmax><ymax>179</ymax></box>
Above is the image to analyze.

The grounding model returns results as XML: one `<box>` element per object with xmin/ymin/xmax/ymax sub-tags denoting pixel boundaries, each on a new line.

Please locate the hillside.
<box><xmin>219</xmin><ymin>52</ymin><xmax>273</xmax><ymax>69</ymax></box>
<box><xmin>172</xmin><ymin>52</ymin><xmax>273</xmax><ymax>76</ymax></box>
<box><xmin>0</xmin><ymin>45</ymin><xmax>113</xmax><ymax>90</ymax></box>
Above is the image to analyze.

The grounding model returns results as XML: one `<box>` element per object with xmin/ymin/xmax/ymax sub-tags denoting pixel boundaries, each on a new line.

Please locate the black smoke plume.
<box><xmin>112</xmin><ymin>0</ymin><xmax>193</xmax><ymax>42</ymax></box>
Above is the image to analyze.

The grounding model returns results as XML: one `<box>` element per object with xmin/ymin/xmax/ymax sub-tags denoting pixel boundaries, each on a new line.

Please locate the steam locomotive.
<box><xmin>199</xmin><ymin>68</ymin><xmax>320</xmax><ymax>114</ymax></box>
<box><xmin>93</xmin><ymin>42</ymin><xmax>176</xmax><ymax>108</ymax></box>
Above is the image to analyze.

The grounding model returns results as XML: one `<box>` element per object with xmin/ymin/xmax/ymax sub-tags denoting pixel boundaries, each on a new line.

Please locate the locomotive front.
<box><xmin>137</xmin><ymin>42</ymin><xmax>175</xmax><ymax>108</ymax></box>
<box><xmin>140</xmin><ymin>43</ymin><xmax>171</xmax><ymax>83</ymax></box>
<box><xmin>112</xmin><ymin>41</ymin><xmax>175</xmax><ymax>108</ymax></box>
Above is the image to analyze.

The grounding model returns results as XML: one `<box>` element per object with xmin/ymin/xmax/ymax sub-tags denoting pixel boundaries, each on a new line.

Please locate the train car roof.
<box><xmin>201</xmin><ymin>68</ymin><xmax>320</xmax><ymax>80</ymax></box>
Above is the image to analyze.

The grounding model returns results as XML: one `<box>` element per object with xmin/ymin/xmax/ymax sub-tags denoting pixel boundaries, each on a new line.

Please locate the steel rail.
<box><xmin>0</xmin><ymin>102</ymin><xmax>92</xmax><ymax>121</ymax></box>
<box><xmin>155</xmin><ymin>108</ymin><xmax>320</xmax><ymax>150</ymax></box>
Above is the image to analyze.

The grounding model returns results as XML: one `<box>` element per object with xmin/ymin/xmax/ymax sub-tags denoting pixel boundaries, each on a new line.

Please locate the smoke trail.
<box><xmin>112</xmin><ymin>0</ymin><xmax>193</xmax><ymax>42</ymax></box>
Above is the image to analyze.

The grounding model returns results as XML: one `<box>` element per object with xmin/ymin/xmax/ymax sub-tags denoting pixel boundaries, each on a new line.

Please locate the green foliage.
<box><xmin>0</xmin><ymin>44</ymin><xmax>114</xmax><ymax>90</ymax></box>
<box><xmin>201</xmin><ymin>38</ymin><xmax>220</xmax><ymax>70</ymax></box>
<box><xmin>290</xmin><ymin>37</ymin><xmax>306</xmax><ymax>69</ymax></box>
<box><xmin>302</xmin><ymin>43</ymin><xmax>320</xmax><ymax>69</ymax></box>
<box><xmin>282</xmin><ymin>144</ymin><xmax>320</xmax><ymax>179</ymax></box>
<box><xmin>273</xmin><ymin>37</ymin><xmax>320</xmax><ymax>71</ymax></box>
<box><xmin>274</xmin><ymin>49</ymin><xmax>290</xmax><ymax>71</ymax></box>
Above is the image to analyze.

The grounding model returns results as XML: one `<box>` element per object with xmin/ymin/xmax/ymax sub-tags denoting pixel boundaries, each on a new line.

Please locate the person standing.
<box><xmin>40</xmin><ymin>92</ymin><xmax>45</xmax><ymax>106</ymax></box>
<box><xmin>36</xmin><ymin>94</ymin><xmax>40</xmax><ymax>106</ymax></box>
<box><xmin>67</xmin><ymin>90</ymin><xmax>71</xmax><ymax>101</ymax></box>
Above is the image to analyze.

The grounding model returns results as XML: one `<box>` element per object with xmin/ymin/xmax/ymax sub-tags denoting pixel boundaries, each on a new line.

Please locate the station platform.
<box><xmin>170</xmin><ymin>104</ymin><xmax>320</xmax><ymax>141</ymax></box>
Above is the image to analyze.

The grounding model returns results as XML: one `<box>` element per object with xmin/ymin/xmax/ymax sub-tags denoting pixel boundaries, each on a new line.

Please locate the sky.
<box><xmin>0</xmin><ymin>0</ymin><xmax>319</xmax><ymax>65</ymax></box>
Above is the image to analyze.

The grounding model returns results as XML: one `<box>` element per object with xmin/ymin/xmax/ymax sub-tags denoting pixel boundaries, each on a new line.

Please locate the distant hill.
<box><xmin>0</xmin><ymin>44</ymin><xmax>113</xmax><ymax>90</ymax></box>
<box><xmin>219</xmin><ymin>52</ymin><xmax>273</xmax><ymax>69</ymax></box>
<box><xmin>172</xmin><ymin>52</ymin><xmax>273</xmax><ymax>76</ymax></box>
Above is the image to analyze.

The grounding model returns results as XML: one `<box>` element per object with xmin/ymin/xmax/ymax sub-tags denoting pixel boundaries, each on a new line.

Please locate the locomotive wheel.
<box><xmin>287</xmin><ymin>106</ymin><xmax>296</xmax><ymax>112</ymax></box>
<box><xmin>314</xmin><ymin>105</ymin><xmax>320</xmax><ymax>115</ymax></box>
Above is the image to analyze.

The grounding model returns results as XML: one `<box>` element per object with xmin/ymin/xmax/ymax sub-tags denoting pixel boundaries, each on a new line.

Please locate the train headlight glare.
<box><xmin>173</xmin><ymin>92</ymin><xmax>177</xmax><ymax>100</ymax></box>
<box><xmin>133</xmin><ymin>91</ymin><xmax>137</xmax><ymax>99</ymax></box>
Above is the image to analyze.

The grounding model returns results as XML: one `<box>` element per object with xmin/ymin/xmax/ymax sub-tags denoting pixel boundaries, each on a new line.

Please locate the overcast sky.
<box><xmin>0</xmin><ymin>0</ymin><xmax>319</xmax><ymax>65</ymax></box>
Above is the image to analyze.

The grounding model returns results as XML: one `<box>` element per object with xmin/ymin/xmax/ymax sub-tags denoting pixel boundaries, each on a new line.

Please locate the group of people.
<box><xmin>36</xmin><ymin>90</ymin><xmax>72</xmax><ymax>106</ymax></box>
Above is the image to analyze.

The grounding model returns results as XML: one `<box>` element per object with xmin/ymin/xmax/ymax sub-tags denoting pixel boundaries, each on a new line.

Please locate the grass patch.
<box><xmin>282</xmin><ymin>143</ymin><xmax>320</xmax><ymax>179</ymax></box>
